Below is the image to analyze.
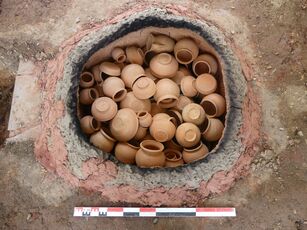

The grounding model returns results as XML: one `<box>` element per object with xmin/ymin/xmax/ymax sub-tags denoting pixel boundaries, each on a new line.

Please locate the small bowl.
<box><xmin>121</xmin><ymin>64</ymin><xmax>146</xmax><ymax>88</ymax></box>
<box><xmin>91</xmin><ymin>97</ymin><xmax>118</xmax><ymax>121</ymax></box>
<box><xmin>195</xmin><ymin>73</ymin><xmax>217</xmax><ymax>95</ymax></box>
<box><xmin>150</xmin><ymin>53</ymin><xmax>178</xmax><ymax>78</ymax></box>
<box><xmin>180</xmin><ymin>76</ymin><xmax>197</xmax><ymax>97</ymax></box>
<box><xmin>132</xmin><ymin>77</ymin><xmax>156</xmax><ymax>100</ymax></box>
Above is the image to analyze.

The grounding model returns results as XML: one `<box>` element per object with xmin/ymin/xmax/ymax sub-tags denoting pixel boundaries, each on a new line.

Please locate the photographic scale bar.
<box><xmin>74</xmin><ymin>207</ymin><xmax>236</xmax><ymax>217</ymax></box>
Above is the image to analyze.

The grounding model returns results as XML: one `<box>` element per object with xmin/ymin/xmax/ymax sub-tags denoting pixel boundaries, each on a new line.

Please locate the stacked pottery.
<box><xmin>78</xmin><ymin>33</ymin><xmax>227</xmax><ymax>168</ymax></box>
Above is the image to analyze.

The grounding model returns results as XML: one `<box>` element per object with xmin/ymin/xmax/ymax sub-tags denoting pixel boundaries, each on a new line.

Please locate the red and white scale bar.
<box><xmin>74</xmin><ymin>207</ymin><xmax>236</xmax><ymax>217</ymax></box>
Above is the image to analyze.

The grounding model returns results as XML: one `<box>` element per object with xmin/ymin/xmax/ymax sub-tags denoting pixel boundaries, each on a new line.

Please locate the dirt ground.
<box><xmin>0</xmin><ymin>0</ymin><xmax>306</xmax><ymax>229</ymax></box>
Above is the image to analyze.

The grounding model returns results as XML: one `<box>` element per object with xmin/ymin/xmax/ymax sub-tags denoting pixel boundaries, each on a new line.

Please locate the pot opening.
<box><xmin>202</xmin><ymin>101</ymin><xmax>216</xmax><ymax>116</ymax></box>
<box><xmin>145</xmin><ymin>144</ymin><xmax>161</xmax><ymax>151</ymax></box>
<box><xmin>138</xmin><ymin>111</ymin><xmax>147</xmax><ymax>117</ymax></box>
<box><xmin>199</xmin><ymin>118</ymin><xmax>209</xmax><ymax>133</ymax></box>
<box><xmin>89</xmin><ymin>89</ymin><xmax>98</xmax><ymax>99</ymax></box>
<box><xmin>82</xmin><ymin>73</ymin><xmax>93</xmax><ymax>82</ymax></box>
<box><xmin>194</xmin><ymin>61</ymin><xmax>210</xmax><ymax>75</ymax></box>
<box><xmin>176</xmin><ymin>49</ymin><xmax>192</xmax><ymax>63</ymax></box>
<box><xmin>113</xmin><ymin>89</ymin><xmax>127</xmax><ymax>101</ymax></box>
<box><xmin>91</xmin><ymin>118</ymin><xmax>99</xmax><ymax>130</ymax></box>
<box><xmin>117</xmin><ymin>55</ymin><xmax>125</xmax><ymax>63</ymax></box>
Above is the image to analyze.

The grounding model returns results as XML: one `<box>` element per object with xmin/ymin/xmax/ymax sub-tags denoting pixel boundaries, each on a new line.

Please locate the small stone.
<box><xmin>231</xmin><ymin>6</ymin><xmax>235</xmax><ymax>9</ymax></box>
<box><xmin>231</xmin><ymin>30</ymin><xmax>235</xmax><ymax>35</ymax></box>
<box><xmin>297</xmin><ymin>131</ymin><xmax>304</xmax><ymax>137</ymax></box>
<box><xmin>279</xmin><ymin>128</ymin><xmax>284</xmax><ymax>131</ymax></box>
<box><xmin>266</xmin><ymin>65</ymin><xmax>272</xmax><ymax>70</ymax></box>
<box><xmin>153</xmin><ymin>218</ymin><xmax>158</xmax><ymax>224</ymax></box>
<box><xmin>288</xmin><ymin>139</ymin><xmax>295</xmax><ymax>146</ymax></box>
<box><xmin>76</xmin><ymin>17</ymin><xmax>80</xmax><ymax>23</ymax></box>
<box><xmin>26</xmin><ymin>213</ymin><xmax>32</xmax><ymax>221</ymax></box>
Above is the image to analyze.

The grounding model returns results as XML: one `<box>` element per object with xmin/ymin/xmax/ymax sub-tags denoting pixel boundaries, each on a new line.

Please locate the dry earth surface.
<box><xmin>0</xmin><ymin>0</ymin><xmax>306</xmax><ymax>229</ymax></box>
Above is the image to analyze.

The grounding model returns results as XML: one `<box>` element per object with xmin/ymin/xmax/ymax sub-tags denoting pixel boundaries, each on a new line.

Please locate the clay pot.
<box><xmin>175</xmin><ymin>123</ymin><xmax>201</xmax><ymax>148</ymax></box>
<box><xmin>154</xmin><ymin>79</ymin><xmax>180</xmax><ymax>108</ymax></box>
<box><xmin>145</xmin><ymin>68</ymin><xmax>158</xmax><ymax>82</ymax></box>
<box><xmin>173</xmin><ymin>95</ymin><xmax>193</xmax><ymax>112</ymax></box>
<box><xmin>200</xmin><ymin>117</ymin><xmax>224</xmax><ymax>141</ymax></box>
<box><xmin>146</xmin><ymin>34</ymin><xmax>175</xmax><ymax>53</ymax></box>
<box><xmin>110</xmin><ymin>108</ymin><xmax>139</xmax><ymax>142</ymax></box>
<box><xmin>121</xmin><ymin>64</ymin><xmax>146</xmax><ymax>88</ymax></box>
<box><xmin>171</xmin><ymin>66</ymin><xmax>191</xmax><ymax>85</ymax></box>
<box><xmin>99</xmin><ymin>62</ymin><xmax>121</xmax><ymax>79</ymax></box>
<box><xmin>94</xmin><ymin>82</ymin><xmax>104</xmax><ymax>97</ymax></box>
<box><xmin>80</xmin><ymin>72</ymin><xmax>95</xmax><ymax>88</ymax></box>
<box><xmin>200</xmin><ymin>93</ymin><xmax>226</xmax><ymax>117</ymax></box>
<box><xmin>164</xmin><ymin>149</ymin><xmax>184</xmax><ymax>167</ymax></box>
<box><xmin>182</xmin><ymin>142</ymin><xmax>209</xmax><ymax>163</ymax></box>
<box><xmin>180</xmin><ymin>76</ymin><xmax>198</xmax><ymax>97</ymax></box>
<box><xmin>102</xmin><ymin>77</ymin><xmax>127</xmax><ymax>102</ymax></box>
<box><xmin>91</xmin><ymin>97</ymin><xmax>118</xmax><ymax>121</ymax></box>
<box><xmin>192</xmin><ymin>54</ymin><xmax>218</xmax><ymax>76</ymax></box>
<box><xmin>111</xmin><ymin>47</ymin><xmax>126</xmax><ymax>63</ymax></box>
<box><xmin>182</xmin><ymin>103</ymin><xmax>206</xmax><ymax>125</ymax></box>
<box><xmin>134</xmin><ymin>126</ymin><xmax>148</xmax><ymax>140</ymax></box>
<box><xmin>80</xmin><ymin>115</ymin><xmax>101</xmax><ymax>135</ymax></box>
<box><xmin>91</xmin><ymin>65</ymin><xmax>102</xmax><ymax>83</ymax></box>
<box><xmin>137</xmin><ymin>111</ymin><xmax>153</xmax><ymax>128</ymax></box>
<box><xmin>126</xmin><ymin>46</ymin><xmax>144</xmax><ymax>65</ymax></box>
<box><xmin>135</xmin><ymin>140</ymin><xmax>165</xmax><ymax>168</ymax></box>
<box><xmin>165</xmin><ymin>138</ymin><xmax>183</xmax><ymax>152</ymax></box>
<box><xmin>150</xmin><ymin>113</ymin><xmax>176</xmax><ymax>142</ymax></box>
<box><xmin>150</xmin><ymin>102</ymin><xmax>166</xmax><ymax>116</ymax></box>
<box><xmin>90</xmin><ymin>127</ymin><xmax>116</xmax><ymax>153</ymax></box>
<box><xmin>149</xmin><ymin>53</ymin><xmax>178</xmax><ymax>78</ymax></box>
<box><xmin>132</xmin><ymin>77</ymin><xmax>156</xmax><ymax>99</ymax></box>
<box><xmin>174</xmin><ymin>38</ymin><xmax>199</xmax><ymax>64</ymax></box>
<box><xmin>114</xmin><ymin>141</ymin><xmax>140</xmax><ymax>164</ymax></box>
<box><xmin>119</xmin><ymin>92</ymin><xmax>151</xmax><ymax>113</ymax></box>
<box><xmin>79</xmin><ymin>88</ymin><xmax>99</xmax><ymax>105</ymax></box>
<box><xmin>195</xmin><ymin>74</ymin><xmax>217</xmax><ymax>95</ymax></box>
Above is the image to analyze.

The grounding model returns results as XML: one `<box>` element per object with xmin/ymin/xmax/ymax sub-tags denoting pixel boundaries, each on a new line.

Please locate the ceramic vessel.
<box><xmin>200</xmin><ymin>93</ymin><xmax>226</xmax><ymax>117</ymax></box>
<box><xmin>171</xmin><ymin>66</ymin><xmax>191</xmax><ymax>85</ymax></box>
<box><xmin>175</xmin><ymin>123</ymin><xmax>201</xmax><ymax>148</ymax></box>
<box><xmin>91</xmin><ymin>65</ymin><xmax>102</xmax><ymax>83</ymax></box>
<box><xmin>150</xmin><ymin>102</ymin><xmax>166</xmax><ymax>116</ymax></box>
<box><xmin>164</xmin><ymin>149</ymin><xmax>184</xmax><ymax>167</ymax></box>
<box><xmin>192</xmin><ymin>54</ymin><xmax>218</xmax><ymax>76</ymax></box>
<box><xmin>90</xmin><ymin>127</ymin><xmax>116</xmax><ymax>153</ymax></box>
<box><xmin>135</xmin><ymin>140</ymin><xmax>165</xmax><ymax>168</ymax></box>
<box><xmin>149</xmin><ymin>53</ymin><xmax>178</xmax><ymax>78</ymax></box>
<box><xmin>80</xmin><ymin>115</ymin><xmax>101</xmax><ymax>135</ymax></box>
<box><xmin>126</xmin><ymin>46</ymin><xmax>144</xmax><ymax>65</ymax></box>
<box><xmin>201</xmin><ymin>117</ymin><xmax>224</xmax><ymax>141</ymax></box>
<box><xmin>150</xmin><ymin>113</ymin><xmax>176</xmax><ymax>142</ymax></box>
<box><xmin>165</xmin><ymin>138</ymin><xmax>183</xmax><ymax>152</ymax></box>
<box><xmin>182</xmin><ymin>103</ymin><xmax>206</xmax><ymax>125</ymax></box>
<box><xmin>110</xmin><ymin>108</ymin><xmax>139</xmax><ymax>142</ymax></box>
<box><xmin>146</xmin><ymin>34</ymin><xmax>175</xmax><ymax>53</ymax></box>
<box><xmin>154</xmin><ymin>79</ymin><xmax>180</xmax><ymax>108</ymax></box>
<box><xmin>137</xmin><ymin>111</ymin><xmax>153</xmax><ymax>128</ymax></box>
<box><xmin>195</xmin><ymin>74</ymin><xmax>217</xmax><ymax>95</ymax></box>
<box><xmin>102</xmin><ymin>77</ymin><xmax>127</xmax><ymax>102</ymax></box>
<box><xmin>111</xmin><ymin>47</ymin><xmax>126</xmax><ymax>63</ymax></box>
<box><xmin>173</xmin><ymin>95</ymin><xmax>193</xmax><ymax>112</ymax></box>
<box><xmin>79</xmin><ymin>88</ymin><xmax>99</xmax><ymax>105</ymax></box>
<box><xmin>114</xmin><ymin>141</ymin><xmax>140</xmax><ymax>164</ymax></box>
<box><xmin>174</xmin><ymin>38</ymin><xmax>199</xmax><ymax>64</ymax></box>
<box><xmin>182</xmin><ymin>142</ymin><xmax>209</xmax><ymax>163</ymax></box>
<box><xmin>134</xmin><ymin>126</ymin><xmax>148</xmax><ymax>140</ymax></box>
<box><xmin>119</xmin><ymin>92</ymin><xmax>151</xmax><ymax>113</ymax></box>
<box><xmin>99</xmin><ymin>62</ymin><xmax>121</xmax><ymax>79</ymax></box>
<box><xmin>80</xmin><ymin>72</ymin><xmax>94</xmax><ymax>88</ymax></box>
<box><xmin>121</xmin><ymin>64</ymin><xmax>146</xmax><ymax>88</ymax></box>
<box><xmin>180</xmin><ymin>76</ymin><xmax>198</xmax><ymax>97</ymax></box>
<box><xmin>132</xmin><ymin>77</ymin><xmax>156</xmax><ymax>99</ymax></box>
<box><xmin>91</xmin><ymin>97</ymin><xmax>118</xmax><ymax>121</ymax></box>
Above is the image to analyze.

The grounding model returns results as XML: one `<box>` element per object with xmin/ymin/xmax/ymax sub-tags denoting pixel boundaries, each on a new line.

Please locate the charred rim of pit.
<box><xmin>67</xmin><ymin>14</ymin><xmax>243</xmax><ymax>172</ymax></box>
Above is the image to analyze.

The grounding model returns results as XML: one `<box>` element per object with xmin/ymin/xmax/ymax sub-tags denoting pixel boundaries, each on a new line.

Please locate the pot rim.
<box><xmin>192</xmin><ymin>60</ymin><xmax>211</xmax><ymax>76</ymax></box>
<box><xmin>175</xmin><ymin>48</ymin><xmax>193</xmax><ymax>64</ymax></box>
<box><xmin>164</xmin><ymin>149</ymin><xmax>183</xmax><ymax>161</ymax></box>
<box><xmin>100</xmin><ymin>126</ymin><xmax>116</xmax><ymax>142</ymax></box>
<box><xmin>140</xmin><ymin>140</ymin><xmax>164</xmax><ymax>153</ymax></box>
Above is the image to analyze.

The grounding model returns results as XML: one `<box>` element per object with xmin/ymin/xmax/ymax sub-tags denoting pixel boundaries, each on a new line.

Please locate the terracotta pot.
<box><xmin>102</xmin><ymin>77</ymin><xmax>127</xmax><ymax>102</ymax></box>
<box><xmin>110</xmin><ymin>108</ymin><xmax>139</xmax><ymax>142</ymax></box>
<box><xmin>135</xmin><ymin>140</ymin><xmax>165</xmax><ymax>168</ymax></box>
<box><xmin>182</xmin><ymin>142</ymin><xmax>209</xmax><ymax>163</ymax></box>
<box><xmin>80</xmin><ymin>72</ymin><xmax>95</xmax><ymax>88</ymax></box>
<box><xmin>90</xmin><ymin>127</ymin><xmax>116</xmax><ymax>153</ymax></box>
<box><xmin>91</xmin><ymin>65</ymin><xmax>102</xmax><ymax>83</ymax></box>
<box><xmin>166</xmin><ymin>109</ymin><xmax>183</xmax><ymax>127</ymax></box>
<box><xmin>192</xmin><ymin>54</ymin><xmax>218</xmax><ymax>76</ymax></box>
<box><xmin>126</xmin><ymin>46</ymin><xmax>144</xmax><ymax>65</ymax></box>
<box><xmin>200</xmin><ymin>117</ymin><xmax>224</xmax><ymax>141</ymax></box>
<box><xmin>132</xmin><ymin>77</ymin><xmax>156</xmax><ymax>100</ymax></box>
<box><xmin>174</xmin><ymin>38</ymin><xmax>199</xmax><ymax>64</ymax></box>
<box><xmin>195</xmin><ymin>74</ymin><xmax>217</xmax><ymax>95</ymax></box>
<box><xmin>150</xmin><ymin>114</ymin><xmax>176</xmax><ymax>142</ymax></box>
<box><xmin>114</xmin><ymin>141</ymin><xmax>140</xmax><ymax>164</ymax></box>
<box><xmin>200</xmin><ymin>93</ymin><xmax>226</xmax><ymax>117</ymax></box>
<box><xmin>91</xmin><ymin>97</ymin><xmax>118</xmax><ymax>121</ymax></box>
<box><xmin>137</xmin><ymin>111</ymin><xmax>153</xmax><ymax>128</ymax></box>
<box><xmin>180</xmin><ymin>76</ymin><xmax>198</xmax><ymax>97</ymax></box>
<box><xmin>164</xmin><ymin>149</ymin><xmax>184</xmax><ymax>167</ymax></box>
<box><xmin>145</xmin><ymin>68</ymin><xmax>158</xmax><ymax>82</ymax></box>
<box><xmin>99</xmin><ymin>62</ymin><xmax>121</xmax><ymax>79</ymax></box>
<box><xmin>80</xmin><ymin>115</ymin><xmax>101</xmax><ymax>135</ymax></box>
<box><xmin>150</xmin><ymin>102</ymin><xmax>166</xmax><ymax>116</ymax></box>
<box><xmin>182</xmin><ymin>103</ymin><xmax>206</xmax><ymax>125</ymax></box>
<box><xmin>165</xmin><ymin>138</ymin><xmax>183</xmax><ymax>152</ymax></box>
<box><xmin>154</xmin><ymin>79</ymin><xmax>180</xmax><ymax>108</ymax></box>
<box><xmin>111</xmin><ymin>47</ymin><xmax>126</xmax><ymax>63</ymax></box>
<box><xmin>175</xmin><ymin>123</ymin><xmax>201</xmax><ymax>148</ymax></box>
<box><xmin>171</xmin><ymin>66</ymin><xmax>191</xmax><ymax>85</ymax></box>
<box><xmin>134</xmin><ymin>126</ymin><xmax>148</xmax><ymax>140</ymax></box>
<box><xmin>150</xmin><ymin>53</ymin><xmax>178</xmax><ymax>78</ymax></box>
<box><xmin>146</xmin><ymin>34</ymin><xmax>175</xmax><ymax>53</ymax></box>
<box><xmin>94</xmin><ymin>82</ymin><xmax>104</xmax><ymax>97</ymax></box>
<box><xmin>119</xmin><ymin>92</ymin><xmax>151</xmax><ymax>113</ymax></box>
<box><xmin>79</xmin><ymin>88</ymin><xmax>99</xmax><ymax>105</ymax></box>
<box><xmin>121</xmin><ymin>64</ymin><xmax>146</xmax><ymax>88</ymax></box>
<box><xmin>173</xmin><ymin>95</ymin><xmax>193</xmax><ymax>112</ymax></box>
